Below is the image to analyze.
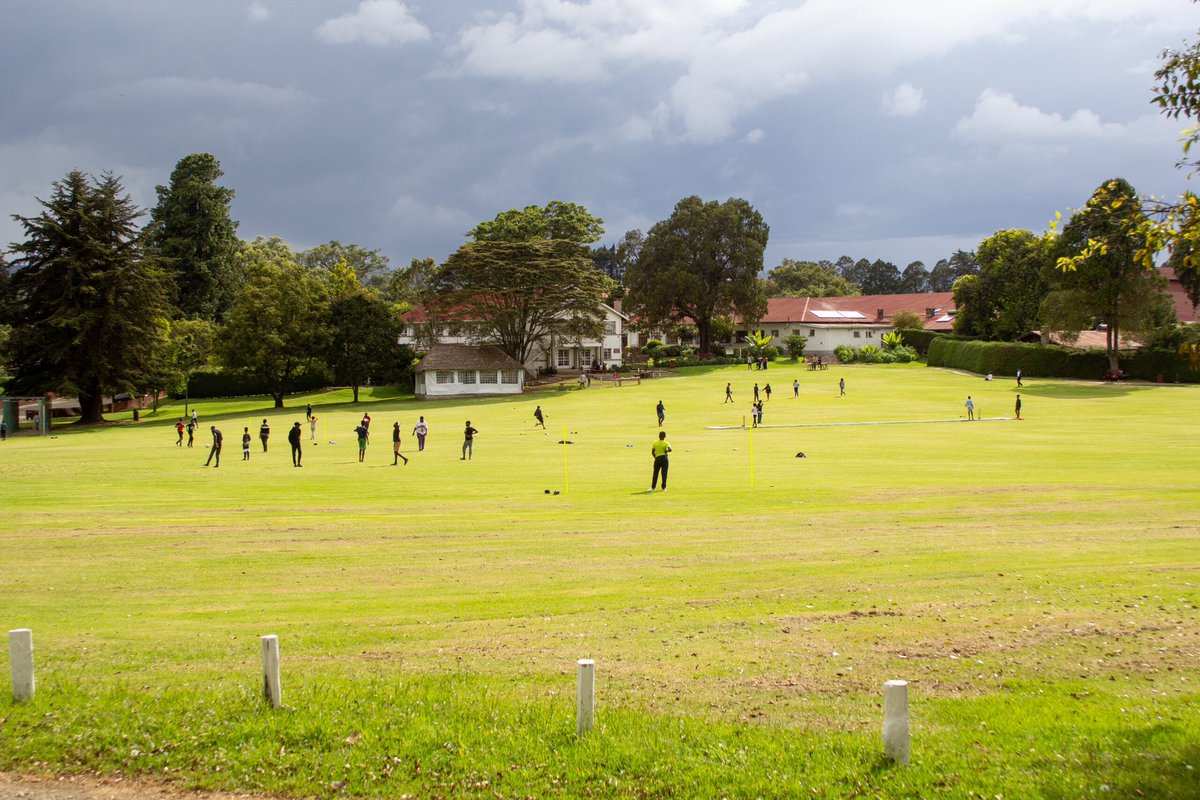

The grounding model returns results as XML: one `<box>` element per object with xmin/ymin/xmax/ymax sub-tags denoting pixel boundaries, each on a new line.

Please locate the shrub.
<box><xmin>184</xmin><ymin>367</ymin><xmax>332</xmax><ymax>399</ymax></box>
<box><xmin>834</xmin><ymin>344</ymin><xmax>856</xmax><ymax>363</ymax></box>
<box><xmin>896</xmin><ymin>329</ymin><xmax>941</xmax><ymax>355</ymax></box>
<box><xmin>782</xmin><ymin>334</ymin><xmax>808</xmax><ymax>359</ymax></box>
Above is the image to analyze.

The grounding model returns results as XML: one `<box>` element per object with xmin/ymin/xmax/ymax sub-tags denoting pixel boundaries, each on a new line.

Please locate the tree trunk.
<box><xmin>352</xmin><ymin>384</ymin><xmax>360</xmax><ymax>403</ymax></box>
<box><xmin>77</xmin><ymin>391</ymin><xmax>104</xmax><ymax>424</ymax></box>
<box><xmin>272</xmin><ymin>392</ymin><xmax>284</xmax><ymax>409</ymax></box>
<box><xmin>1107</xmin><ymin>323</ymin><xmax>1120</xmax><ymax>374</ymax></box>
<box><xmin>696</xmin><ymin>316</ymin><xmax>714</xmax><ymax>358</ymax></box>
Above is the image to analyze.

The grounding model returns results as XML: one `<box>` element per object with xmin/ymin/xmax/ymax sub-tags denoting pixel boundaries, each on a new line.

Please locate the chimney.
<box><xmin>925</xmin><ymin>307</ymin><xmax>936</xmax><ymax>318</ymax></box>
<box><xmin>876</xmin><ymin>308</ymin><xmax>885</xmax><ymax>320</ymax></box>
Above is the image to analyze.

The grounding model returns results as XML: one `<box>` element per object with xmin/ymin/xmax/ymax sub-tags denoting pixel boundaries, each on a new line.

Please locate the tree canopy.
<box><xmin>1043</xmin><ymin>179</ymin><xmax>1173</xmax><ymax>371</ymax></box>
<box><xmin>928</xmin><ymin>250</ymin><xmax>980</xmax><ymax>292</ymax></box>
<box><xmin>763</xmin><ymin>259</ymin><xmax>859</xmax><ymax>297</ymax></box>
<box><xmin>429</xmin><ymin>239</ymin><xmax>614</xmax><ymax>365</ymax></box>
<box><xmin>148</xmin><ymin>153</ymin><xmax>241</xmax><ymax>322</ymax></box>
<box><xmin>216</xmin><ymin>238</ymin><xmax>331</xmax><ymax>407</ymax></box>
<box><xmin>624</xmin><ymin>196</ymin><xmax>768</xmax><ymax>356</ymax></box>
<box><xmin>952</xmin><ymin>229</ymin><xmax>1053</xmax><ymax>341</ymax></box>
<box><xmin>7</xmin><ymin>170</ymin><xmax>172</xmax><ymax>423</ymax></box>
<box><xmin>299</xmin><ymin>240</ymin><xmax>391</xmax><ymax>292</ymax></box>
<box><xmin>468</xmin><ymin>201</ymin><xmax>604</xmax><ymax>244</ymax></box>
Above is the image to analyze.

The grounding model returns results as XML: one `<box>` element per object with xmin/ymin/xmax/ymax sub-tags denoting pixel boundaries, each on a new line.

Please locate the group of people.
<box><xmin>747</xmin><ymin>355</ymin><xmax>771</xmax><ymax>370</ymax></box>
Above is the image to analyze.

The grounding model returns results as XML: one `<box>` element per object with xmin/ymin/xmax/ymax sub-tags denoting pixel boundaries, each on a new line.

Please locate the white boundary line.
<box><xmin>706</xmin><ymin>417</ymin><xmax>1016</xmax><ymax>430</ymax></box>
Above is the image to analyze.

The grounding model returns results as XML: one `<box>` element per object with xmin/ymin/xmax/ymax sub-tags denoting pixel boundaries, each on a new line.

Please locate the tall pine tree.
<box><xmin>149</xmin><ymin>153</ymin><xmax>241</xmax><ymax>321</ymax></box>
<box><xmin>7</xmin><ymin>171</ymin><xmax>172</xmax><ymax>423</ymax></box>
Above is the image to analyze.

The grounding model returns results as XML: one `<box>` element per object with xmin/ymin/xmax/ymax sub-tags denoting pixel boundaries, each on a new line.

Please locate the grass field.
<box><xmin>1</xmin><ymin>363</ymin><xmax>1197</xmax><ymax>799</ymax></box>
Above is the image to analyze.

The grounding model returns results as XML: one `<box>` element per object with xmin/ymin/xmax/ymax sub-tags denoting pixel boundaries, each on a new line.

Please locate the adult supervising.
<box><xmin>288</xmin><ymin>421</ymin><xmax>303</xmax><ymax>467</ymax></box>
<box><xmin>648</xmin><ymin>430</ymin><xmax>672</xmax><ymax>492</ymax></box>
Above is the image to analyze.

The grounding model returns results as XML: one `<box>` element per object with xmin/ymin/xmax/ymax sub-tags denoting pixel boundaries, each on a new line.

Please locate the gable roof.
<box><xmin>752</xmin><ymin>292</ymin><xmax>956</xmax><ymax>330</ymax></box>
<box><xmin>413</xmin><ymin>344</ymin><xmax>525</xmax><ymax>373</ymax></box>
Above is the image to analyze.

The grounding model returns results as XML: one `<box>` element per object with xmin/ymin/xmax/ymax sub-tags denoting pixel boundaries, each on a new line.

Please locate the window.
<box><xmin>459</xmin><ymin>370</ymin><xmax>477</xmax><ymax>384</ymax></box>
<box><xmin>792</xmin><ymin>329</ymin><xmax>801</xmax><ymax>336</ymax></box>
<box><xmin>501</xmin><ymin>370</ymin><xmax>520</xmax><ymax>384</ymax></box>
<box><xmin>435</xmin><ymin>370</ymin><xmax>454</xmax><ymax>384</ymax></box>
<box><xmin>771</xmin><ymin>329</ymin><xmax>780</xmax><ymax>338</ymax></box>
<box><xmin>866</xmin><ymin>331</ymin><xmax>874</xmax><ymax>338</ymax></box>
<box><xmin>479</xmin><ymin>371</ymin><xmax>498</xmax><ymax>384</ymax></box>
<box><xmin>557</xmin><ymin>349</ymin><xmax>572</xmax><ymax>367</ymax></box>
<box><xmin>809</xmin><ymin>329</ymin><xmax>816</xmax><ymax>337</ymax></box>
<box><xmin>604</xmin><ymin>320</ymin><xmax>617</xmax><ymax>335</ymax></box>
<box><xmin>853</xmin><ymin>331</ymin><xmax>861</xmax><ymax>338</ymax></box>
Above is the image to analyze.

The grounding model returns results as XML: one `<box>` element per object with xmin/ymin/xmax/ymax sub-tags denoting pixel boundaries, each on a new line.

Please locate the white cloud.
<box><xmin>953</xmin><ymin>89</ymin><xmax>1125</xmax><ymax>145</ymax></box>
<box><xmin>316</xmin><ymin>0</ymin><xmax>431</xmax><ymax>47</ymax></box>
<box><xmin>882</xmin><ymin>83</ymin><xmax>926</xmax><ymax>117</ymax></box>
<box><xmin>744</xmin><ymin>128</ymin><xmax>765</xmax><ymax>144</ymax></box>
<box><xmin>247</xmin><ymin>2</ymin><xmax>271</xmax><ymax>22</ymax></box>
<box><xmin>448</xmin><ymin>0</ymin><xmax>1190</xmax><ymax>143</ymax></box>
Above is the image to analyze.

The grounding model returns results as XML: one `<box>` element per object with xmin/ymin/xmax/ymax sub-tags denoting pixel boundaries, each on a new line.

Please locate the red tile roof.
<box><xmin>751</xmin><ymin>292</ymin><xmax>956</xmax><ymax>331</ymax></box>
<box><xmin>1161</xmin><ymin>267</ymin><xmax>1197</xmax><ymax>324</ymax></box>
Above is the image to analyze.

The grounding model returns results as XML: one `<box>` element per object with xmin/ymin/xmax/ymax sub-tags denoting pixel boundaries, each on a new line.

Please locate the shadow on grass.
<box><xmin>1007</xmin><ymin>381</ymin><xmax>1165</xmax><ymax>400</ymax></box>
<box><xmin>1040</xmin><ymin>726</ymin><xmax>1200</xmax><ymax>800</ymax></box>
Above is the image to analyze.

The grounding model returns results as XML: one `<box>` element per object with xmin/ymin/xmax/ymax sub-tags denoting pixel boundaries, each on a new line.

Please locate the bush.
<box><xmin>834</xmin><ymin>344</ymin><xmax>856</xmax><ymax>363</ymax></box>
<box><xmin>641</xmin><ymin>339</ymin><xmax>664</xmax><ymax>355</ymax></box>
<box><xmin>920</xmin><ymin>338</ymin><xmax>1200</xmax><ymax>381</ymax></box>
<box><xmin>896</xmin><ymin>329</ymin><xmax>942</xmax><ymax>355</ymax></box>
<box><xmin>782</xmin><ymin>334</ymin><xmax>808</xmax><ymax>359</ymax></box>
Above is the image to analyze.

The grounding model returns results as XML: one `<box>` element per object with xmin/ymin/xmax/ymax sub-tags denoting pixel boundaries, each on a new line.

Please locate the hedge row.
<box><xmin>182</xmin><ymin>367</ymin><xmax>334</xmax><ymax>399</ymax></box>
<box><xmin>926</xmin><ymin>338</ymin><xmax>1200</xmax><ymax>382</ymax></box>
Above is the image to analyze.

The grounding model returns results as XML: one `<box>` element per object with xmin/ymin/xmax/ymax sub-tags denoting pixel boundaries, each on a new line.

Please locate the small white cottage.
<box><xmin>413</xmin><ymin>344</ymin><xmax>527</xmax><ymax>399</ymax></box>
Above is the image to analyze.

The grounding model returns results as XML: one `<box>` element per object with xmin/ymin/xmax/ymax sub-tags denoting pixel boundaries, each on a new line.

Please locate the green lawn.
<box><xmin>1</xmin><ymin>364</ymin><xmax>1197</xmax><ymax>798</ymax></box>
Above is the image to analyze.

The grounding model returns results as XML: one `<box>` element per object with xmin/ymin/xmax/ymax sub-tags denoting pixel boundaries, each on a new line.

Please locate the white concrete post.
<box><xmin>261</xmin><ymin>635</ymin><xmax>281</xmax><ymax>708</ymax></box>
<box><xmin>576</xmin><ymin>659</ymin><xmax>595</xmax><ymax>735</ymax></box>
<box><xmin>9</xmin><ymin>629</ymin><xmax>35</xmax><ymax>702</ymax></box>
<box><xmin>883</xmin><ymin>679</ymin><xmax>909</xmax><ymax>764</ymax></box>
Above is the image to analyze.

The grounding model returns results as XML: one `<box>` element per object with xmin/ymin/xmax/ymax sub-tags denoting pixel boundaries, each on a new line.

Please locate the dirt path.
<box><xmin>0</xmin><ymin>774</ymin><xmax>272</xmax><ymax>800</ymax></box>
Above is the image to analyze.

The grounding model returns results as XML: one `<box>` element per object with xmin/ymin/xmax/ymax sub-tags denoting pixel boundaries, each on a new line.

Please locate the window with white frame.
<box><xmin>557</xmin><ymin>349</ymin><xmax>572</xmax><ymax>367</ymax></box>
<box><xmin>501</xmin><ymin>370</ymin><xmax>520</xmax><ymax>384</ymax></box>
<box><xmin>853</xmin><ymin>331</ymin><xmax>862</xmax><ymax>338</ymax></box>
<box><xmin>435</xmin><ymin>370</ymin><xmax>454</xmax><ymax>384</ymax></box>
<box><xmin>771</xmin><ymin>329</ymin><xmax>780</xmax><ymax>338</ymax></box>
<box><xmin>604</xmin><ymin>320</ymin><xmax>617</xmax><ymax>335</ymax></box>
<box><xmin>459</xmin><ymin>370</ymin><xmax>477</xmax><ymax>384</ymax></box>
<box><xmin>479</xmin><ymin>371</ymin><xmax>498</xmax><ymax>384</ymax></box>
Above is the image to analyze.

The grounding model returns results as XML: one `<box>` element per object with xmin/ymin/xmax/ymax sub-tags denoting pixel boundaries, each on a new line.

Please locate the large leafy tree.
<box><xmin>764</xmin><ymin>259</ymin><xmax>859</xmax><ymax>297</ymax></box>
<box><xmin>928</xmin><ymin>250</ymin><xmax>979</xmax><ymax>292</ymax></box>
<box><xmin>1043</xmin><ymin>179</ymin><xmax>1173</xmax><ymax>372</ymax></box>
<box><xmin>469</xmin><ymin>200</ymin><xmax>604</xmax><ymax>244</ymax></box>
<box><xmin>624</xmin><ymin>196</ymin><xmax>768</xmax><ymax>356</ymax></box>
<box><xmin>217</xmin><ymin>238</ymin><xmax>330</xmax><ymax>407</ymax></box>
<box><xmin>898</xmin><ymin>261</ymin><xmax>931</xmax><ymax>294</ymax></box>
<box><xmin>326</xmin><ymin>273</ymin><xmax>412</xmax><ymax>403</ymax></box>
<box><xmin>429</xmin><ymin>239</ymin><xmax>613</xmax><ymax>365</ymax></box>
<box><xmin>299</xmin><ymin>240</ymin><xmax>391</xmax><ymax>292</ymax></box>
<box><xmin>952</xmin><ymin>229</ymin><xmax>1053</xmax><ymax>340</ymax></box>
<box><xmin>6</xmin><ymin>171</ymin><xmax>172</xmax><ymax>423</ymax></box>
<box><xmin>148</xmin><ymin>153</ymin><xmax>241</xmax><ymax>321</ymax></box>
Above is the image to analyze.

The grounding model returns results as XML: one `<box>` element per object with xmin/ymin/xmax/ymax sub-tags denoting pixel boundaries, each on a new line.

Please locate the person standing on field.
<box><xmin>656</xmin><ymin>400</ymin><xmax>666</xmax><ymax>427</ymax></box>
<box><xmin>648</xmin><ymin>430</ymin><xmax>672</xmax><ymax>492</ymax></box>
<box><xmin>306</xmin><ymin>403</ymin><xmax>313</xmax><ymax>421</ymax></box>
<box><xmin>1015</xmin><ymin>395</ymin><xmax>1022</xmax><ymax>420</ymax></box>
<box><xmin>838</xmin><ymin>377</ymin><xmax>846</xmax><ymax>397</ymax></box>
<box><xmin>392</xmin><ymin>421</ymin><xmax>409</xmax><ymax>465</ymax></box>
<box><xmin>965</xmin><ymin>395</ymin><xmax>975</xmax><ymax>421</ymax></box>
<box><xmin>355</xmin><ymin>423</ymin><xmax>370</xmax><ymax>462</ymax></box>
<box><xmin>309</xmin><ymin>415</ymin><xmax>318</xmax><ymax>441</ymax></box>
<box><xmin>288</xmin><ymin>421</ymin><xmax>303</xmax><ymax>467</ymax></box>
<box><xmin>461</xmin><ymin>420</ymin><xmax>478</xmax><ymax>460</ymax></box>
<box><xmin>724</xmin><ymin>383</ymin><xmax>733</xmax><ymax>403</ymax></box>
<box><xmin>753</xmin><ymin>383</ymin><xmax>760</xmax><ymax>402</ymax></box>
<box><xmin>175</xmin><ymin>418</ymin><xmax>185</xmax><ymax>446</ymax></box>
<box><xmin>413</xmin><ymin>416</ymin><xmax>428</xmax><ymax>451</ymax></box>
<box><xmin>242</xmin><ymin>427</ymin><xmax>252</xmax><ymax>460</ymax></box>
<box><xmin>204</xmin><ymin>426</ymin><xmax>223</xmax><ymax>468</ymax></box>
<box><xmin>186</xmin><ymin>418</ymin><xmax>196</xmax><ymax>447</ymax></box>
<box><xmin>534</xmin><ymin>405</ymin><xmax>546</xmax><ymax>428</ymax></box>
<box><xmin>259</xmin><ymin>419</ymin><xmax>270</xmax><ymax>452</ymax></box>
<box><xmin>764</xmin><ymin>383</ymin><xmax>772</xmax><ymax>401</ymax></box>
<box><xmin>1016</xmin><ymin>369</ymin><xmax>1023</xmax><ymax>388</ymax></box>
<box><xmin>793</xmin><ymin>379</ymin><xmax>799</xmax><ymax>398</ymax></box>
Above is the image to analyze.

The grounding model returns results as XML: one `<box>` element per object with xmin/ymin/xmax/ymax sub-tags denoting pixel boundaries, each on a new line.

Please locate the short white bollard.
<box><xmin>9</xmin><ymin>629</ymin><xmax>35</xmax><ymax>702</ymax></box>
<box><xmin>883</xmin><ymin>679</ymin><xmax>909</xmax><ymax>764</ymax></box>
<box><xmin>261</xmin><ymin>635</ymin><xmax>281</xmax><ymax>708</ymax></box>
<box><xmin>576</xmin><ymin>659</ymin><xmax>595</xmax><ymax>735</ymax></box>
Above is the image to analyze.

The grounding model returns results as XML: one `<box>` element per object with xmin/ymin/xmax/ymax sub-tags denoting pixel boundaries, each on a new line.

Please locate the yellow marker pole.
<box><xmin>749</xmin><ymin>423</ymin><xmax>756</xmax><ymax>490</ymax></box>
<box><xmin>562</xmin><ymin>423</ymin><xmax>570</xmax><ymax>494</ymax></box>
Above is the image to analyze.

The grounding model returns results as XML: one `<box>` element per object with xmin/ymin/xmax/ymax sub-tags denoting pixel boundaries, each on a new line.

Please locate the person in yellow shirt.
<box><xmin>648</xmin><ymin>430</ymin><xmax>672</xmax><ymax>492</ymax></box>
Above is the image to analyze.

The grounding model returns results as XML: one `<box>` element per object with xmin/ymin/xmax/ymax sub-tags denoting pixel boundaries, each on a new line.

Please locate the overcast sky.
<box><xmin>2</xmin><ymin>1</ymin><xmax>1197</xmax><ymax>272</ymax></box>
